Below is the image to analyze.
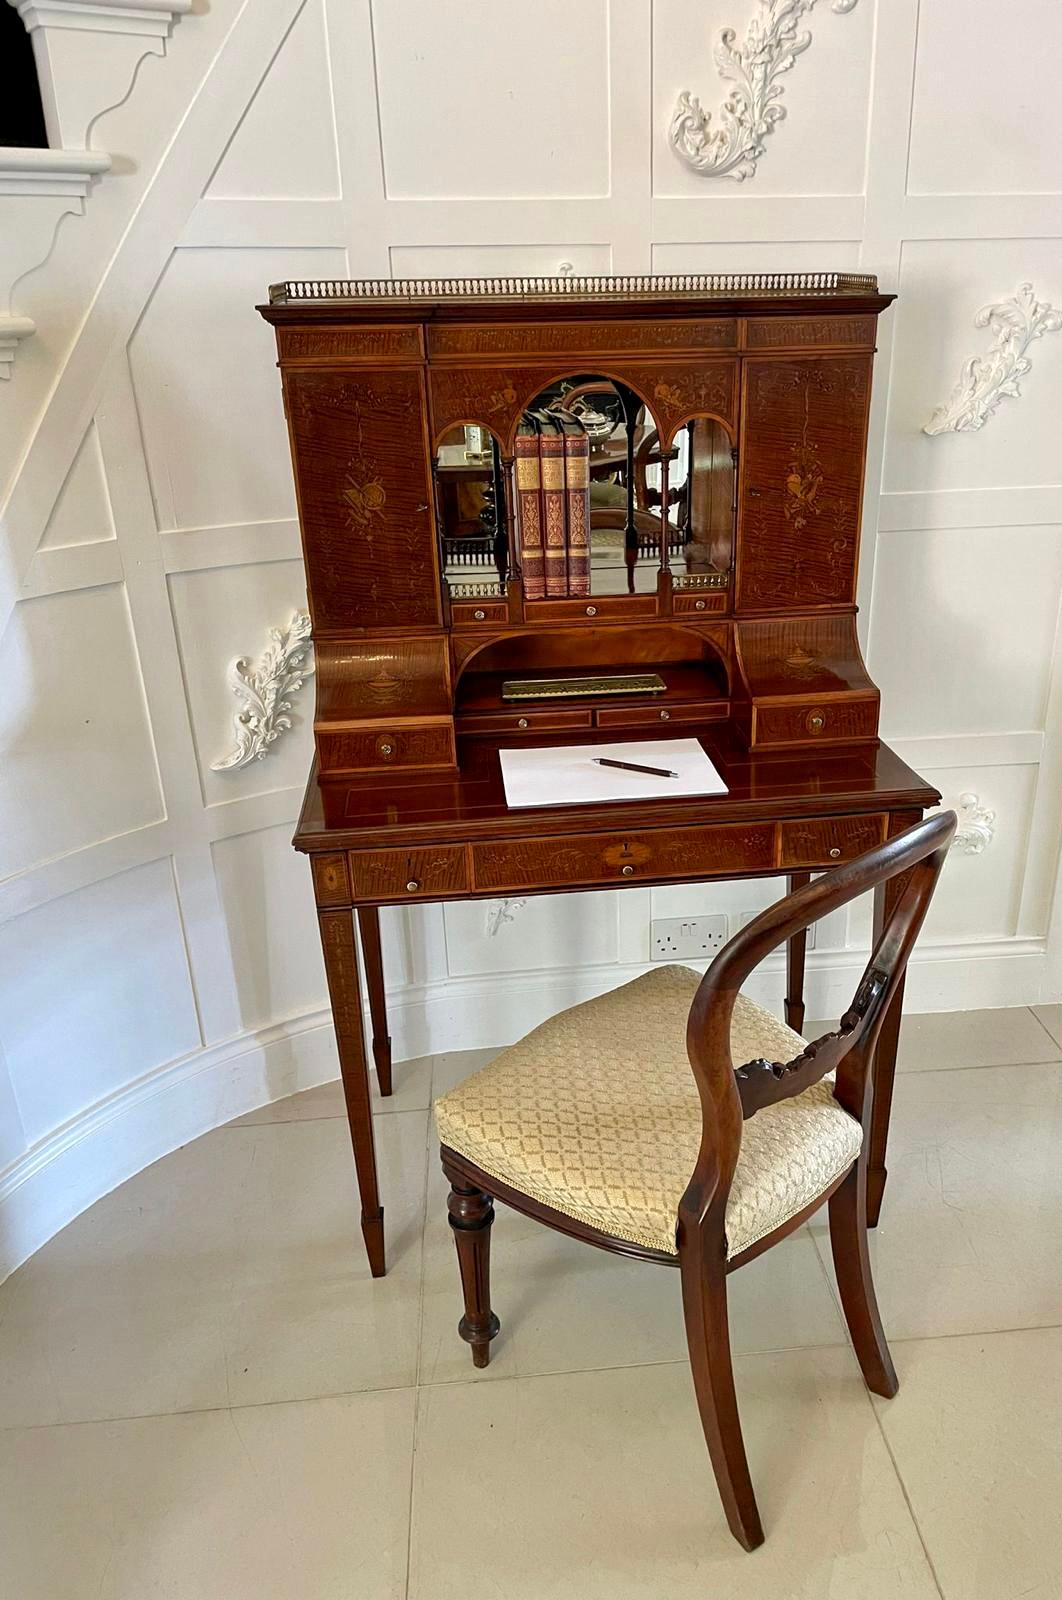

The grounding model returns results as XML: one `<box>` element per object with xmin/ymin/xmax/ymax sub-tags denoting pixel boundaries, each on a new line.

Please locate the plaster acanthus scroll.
<box><xmin>669</xmin><ymin>0</ymin><xmax>860</xmax><ymax>181</ymax></box>
<box><xmin>211</xmin><ymin>612</ymin><xmax>314</xmax><ymax>772</ymax></box>
<box><xmin>484</xmin><ymin>899</ymin><xmax>527</xmax><ymax>938</ymax></box>
<box><xmin>951</xmin><ymin>793</ymin><xmax>996</xmax><ymax>857</ymax></box>
<box><xmin>924</xmin><ymin>283</ymin><xmax>1062</xmax><ymax>436</ymax></box>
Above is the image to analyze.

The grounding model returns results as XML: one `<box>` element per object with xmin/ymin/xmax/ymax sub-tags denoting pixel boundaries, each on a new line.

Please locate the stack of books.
<box><xmin>514</xmin><ymin>409</ymin><xmax>591</xmax><ymax>599</ymax></box>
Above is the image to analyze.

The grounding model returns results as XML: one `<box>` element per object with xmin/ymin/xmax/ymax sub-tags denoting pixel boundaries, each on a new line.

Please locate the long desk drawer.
<box><xmin>778</xmin><ymin>813</ymin><xmax>887</xmax><ymax>868</ymax></box>
<box><xmin>471</xmin><ymin>822</ymin><xmax>776</xmax><ymax>893</ymax></box>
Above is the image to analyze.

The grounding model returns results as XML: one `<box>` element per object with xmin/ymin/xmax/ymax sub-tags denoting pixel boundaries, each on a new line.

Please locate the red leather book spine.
<box><xmin>535</xmin><ymin>411</ymin><xmax>568</xmax><ymax>598</ymax></box>
<box><xmin>559</xmin><ymin>413</ymin><xmax>590</xmax><ymax>597</ymax></box>
<box><xmin>515</xmin><ymin>416</ymin><xmax>545</xmax><ymax>600</ymax></box>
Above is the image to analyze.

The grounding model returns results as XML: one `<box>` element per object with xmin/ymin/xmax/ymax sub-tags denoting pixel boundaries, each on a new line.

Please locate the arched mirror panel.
<box><xmin>434</xmin><ymin>423</ymin><xmax>509</xmax><ymax>596</ymax></box>
<box><xmin>659</xmin><ymin>414</ymin><xmax>735</xmax><ymax>592</ymax></box>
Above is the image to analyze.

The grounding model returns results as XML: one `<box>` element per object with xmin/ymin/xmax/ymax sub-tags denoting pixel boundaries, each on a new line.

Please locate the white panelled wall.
<box><xmin>1</xmin><ymin>0</ymin><xmax>1061</xmax><ymax>1277</ymax></box>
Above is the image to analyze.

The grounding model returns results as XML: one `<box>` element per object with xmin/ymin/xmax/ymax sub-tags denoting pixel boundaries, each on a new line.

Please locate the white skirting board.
<box><xmin>0</xmin><ymin>937</ymin><xmax>1048</xmax><ymax>1283</ymax></box>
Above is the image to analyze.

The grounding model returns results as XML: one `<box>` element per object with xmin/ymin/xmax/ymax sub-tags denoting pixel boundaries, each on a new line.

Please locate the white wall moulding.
<box><xmin>211</xmin><ymin>612</ymin><xmax>315</xmax><ymax>772</ymax></box>
<box><xmin>924</xmin><ymin>283</ymin><xmax>1062</xmax><ymax>437</ymax></box>
<box><xmin>11</xmin><ymin>0</ymin><xmax>193</xmax><ymax>149</ymax></box>
<box><xmin>953</xmin><ymin>792</ymin><xmax>997</xmax><ymax>857</ymax></box>
<box><xmin>668</xmin><ymin>0</ymin><xmax>860</xmax><ymax>181</ymax></box>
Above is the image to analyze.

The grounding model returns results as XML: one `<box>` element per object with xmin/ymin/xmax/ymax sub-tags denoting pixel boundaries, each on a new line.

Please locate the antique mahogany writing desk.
<box><xmin>260</xmin><ymin>273</ymin><xmax>939</xmax><ymax>1277</ymax></box>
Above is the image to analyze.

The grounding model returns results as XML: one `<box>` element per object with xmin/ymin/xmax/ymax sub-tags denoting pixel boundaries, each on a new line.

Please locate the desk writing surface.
<box><xmin>296</xmin><ymin>726</ymin><xmax>940</xmax><ymax>854</ymax></box>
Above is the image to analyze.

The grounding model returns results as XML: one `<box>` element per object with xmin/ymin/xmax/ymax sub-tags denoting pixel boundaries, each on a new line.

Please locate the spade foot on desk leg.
<box><xmin>362</xmin><ymin>1208</ymin><xmax>386</xmax><ymax>1277</ymax></box>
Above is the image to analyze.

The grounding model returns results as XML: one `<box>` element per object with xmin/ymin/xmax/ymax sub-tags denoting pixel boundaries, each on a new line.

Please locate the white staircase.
<box><xmin>1</xmin><ymin>0</ymin><xmax>191</xmax><ymax>377</ymax></box>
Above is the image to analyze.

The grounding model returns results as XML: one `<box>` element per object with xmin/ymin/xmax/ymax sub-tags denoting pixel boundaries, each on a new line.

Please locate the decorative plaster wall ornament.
<box><xmin>484</xmin><ymin>898</ymin><xmax>527</xmax><ymax>937</ymax></box>
<box><xmin>924</xmin><ymin>283</ymin><xmax>1062</xmax><ymax>436</ymax></box>
<box><xmin>669</xmin><ymin>0</ymin><xmax>860</xmax><ymax>181</ymax></box>
<box><xmin>211</xmin><ymin>612</ymin><xmax>314</xmax><ymax>772</ymax></box>
<box><xmin>951</xmin><ymin>793</ymin><xmax>996</xmax><ymax>856</ymax></box>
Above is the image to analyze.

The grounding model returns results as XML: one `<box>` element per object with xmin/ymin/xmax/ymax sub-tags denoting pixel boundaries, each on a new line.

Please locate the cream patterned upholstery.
<box><xmin>434</xmin><ymin>965</ymin><xmax>863</xmax><ymax>1257</ymax></box>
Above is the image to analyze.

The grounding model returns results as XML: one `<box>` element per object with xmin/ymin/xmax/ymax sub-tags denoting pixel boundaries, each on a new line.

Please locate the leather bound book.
<box><xmin>534</xmin><ymin>410</ymin><xmax>568</xmax><ymax>599</ymax></box>
<box><xmin>555</xmin><ymin>409</ymin><xmax>590</xmax><ymax>597</ymax></box>
<box><xmin>515</xmin><ymin>413</ymin><xmax>545</xmax><ymax>600</ymax></box>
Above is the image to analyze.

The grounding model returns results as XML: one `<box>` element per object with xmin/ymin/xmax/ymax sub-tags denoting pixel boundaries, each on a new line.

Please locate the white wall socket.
<box><xmin>651</xmin><ymin>914</ymin><xmax>729</xmax><ymax>961</ymax></box>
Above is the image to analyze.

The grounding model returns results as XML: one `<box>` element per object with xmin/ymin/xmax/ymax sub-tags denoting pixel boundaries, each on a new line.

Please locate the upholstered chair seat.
<box><xmin>434</xmin><ymin>963</ymin><xmax>864</xmax><ymax>1258</ymax></box>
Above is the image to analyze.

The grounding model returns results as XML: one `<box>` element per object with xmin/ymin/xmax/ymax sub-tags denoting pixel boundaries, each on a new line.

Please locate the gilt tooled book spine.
<box><xmin>555</xmin><ymin>410</ymin><xmax>590</xmax><ymax>597</ymax></box>
<box><xmin>534</xmin><ymin>410</ymin><xmax>568</xmax><ymax>599</ymax></box>
<box><xmin>515</xmin><ymin>415</ymin><xmax>545</xmax><ymax>600</ymax></box>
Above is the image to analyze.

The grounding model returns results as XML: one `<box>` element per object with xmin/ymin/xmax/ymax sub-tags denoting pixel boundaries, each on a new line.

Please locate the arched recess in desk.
<box><xmin>452</xmin><ymin>624</ymin><xmax>732</xmax><ymax>731</ymax></box>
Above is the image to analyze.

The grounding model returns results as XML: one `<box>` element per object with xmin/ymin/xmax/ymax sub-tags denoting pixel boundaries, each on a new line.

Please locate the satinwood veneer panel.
<box><xmin>735</xmin><ymin>356</ymin><xmax>872</xmax><ymax>613</ymax></box>
<box><xmin>427</xmin><ymin>320</ymin><xmax>738</xmax><ymax>358</ymax></box>
<box><xmin>282</xmin><ymin>367</ymin><xmax>440</xmax><ymax>629</ymax></box>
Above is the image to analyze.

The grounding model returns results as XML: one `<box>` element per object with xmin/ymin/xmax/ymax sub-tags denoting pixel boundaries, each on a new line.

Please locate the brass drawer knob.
<box><xmin>586</xmin><ymin>604</ymin><xmax>597</xmax><ymax>616</ymax></box>
<box><xmin>694</xmin><ymin>599</ymin><xmax>706</xmax><ymax>611</ymax></box>
<box><xmin>405</xmin><ymin>879</ymin><xmax>420</xmax><ymax>892</ymax></box>
<box><xmin>377</xmin><ymin>735</ymin><xmax>396</xmax><ymax>758</ymax></box>
<box><xmin>829</xmin><ymin>847</ymin><xmax>841</xmax><ymax>859</ymax></box>
<box><xmin>473</xmin><ymin>609</ymin><xmax>486</xmax><ymax>620</ymax></box>
<box><xmin>806</xmin><ymin>709</ymin><xmax>826</xmax><ymax>735</ymax></box>
<box><xmin>517</xmin><ymin>717</ymin><xmax>529</xmax><ymax>729</ymax></box>
<box><xmin>621</xmin><ymin>863</ymin><xmax>635</xmax><ymax>876</ymax></box>
<box><xmin>659</xmin><ymin>709</ymin><xmax>670</xmax><ymax>721</ymax></box>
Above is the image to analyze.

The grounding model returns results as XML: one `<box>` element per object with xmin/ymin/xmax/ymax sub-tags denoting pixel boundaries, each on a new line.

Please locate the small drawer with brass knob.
<box><xmin>349</xmin><ymin>845</ymin><xmax>469</xmax><ymax>903</ymax></box>
<box><xmin>451</xmin><ymin>600</ymin><xmax>508</xmax><ymax>628</ymax></box>
<box><xmin>778</xmin><ymin>814</ymin><xmax>888</xmax><ymax>869</ymax></box>
<box><xmin>750</xmin><ymin>696</ymin><xmax>879</xmax><ymax>750</ymax></box>
<box><xmin>315</xmin><ymin>720</ymin><xmax>457</xmax><ymax>776</ymax></box>
<box><xmin>461</xmin><ymin>708</ymin><xmax>593</xmax><ymax>735</ymax></box>
<box><xmin>673</xmin><ymin>590</ymin><xmax>726</xmax><ymax>617</ymax></box>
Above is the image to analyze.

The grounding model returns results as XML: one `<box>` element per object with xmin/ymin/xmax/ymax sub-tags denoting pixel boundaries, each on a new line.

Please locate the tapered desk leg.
<box><xmin>866</xmin><ymin>810</ymin><xmax>922</xmax><ymax>1228</ymax></box>
<box><xmin>785</xmin><ymin>872</ymin><xmax>811</xmax><ymax>1034</ymax></box>
<box><xmin>318</xmin><ymin>908</ymin><xmax>385</xmax><ymax>1277</ymax></box>
<box><xmin>357</xmin><ymin>906</ymin><xmax>392</xmax><ymax>1097</ymax></box>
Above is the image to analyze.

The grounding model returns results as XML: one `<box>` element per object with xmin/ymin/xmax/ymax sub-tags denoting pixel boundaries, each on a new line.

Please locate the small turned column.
<box><xmin>445</xmin><ymin>1168</ymin><xmax>501</xmax><ymax>1368</ymax></box>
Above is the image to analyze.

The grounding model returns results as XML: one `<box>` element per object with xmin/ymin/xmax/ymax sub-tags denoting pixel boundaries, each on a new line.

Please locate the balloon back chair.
<box><xmin>433</xmin><ymin>811</ymin><xmax>956</xmax><ymax>1550</ymax></box>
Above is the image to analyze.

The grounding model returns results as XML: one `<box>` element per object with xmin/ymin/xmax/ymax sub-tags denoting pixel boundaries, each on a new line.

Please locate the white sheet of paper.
<box><xmin>499</xmin><ymin>738</ymin><xmax>728</xmax><ymax>809</ymax></box>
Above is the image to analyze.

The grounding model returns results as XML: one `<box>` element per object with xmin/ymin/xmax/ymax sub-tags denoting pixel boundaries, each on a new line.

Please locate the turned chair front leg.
<box><xmin>443</xmin><ymin>1159</ymin><xmax>501</xmax><ymax>1368</ymax></box>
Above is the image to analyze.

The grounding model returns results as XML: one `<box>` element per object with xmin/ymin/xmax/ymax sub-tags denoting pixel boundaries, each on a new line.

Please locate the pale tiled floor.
<box><xmin>2</xmin><ymin>1006</ymin><xmax>1062</xmax><ymax>1598</ymax></box>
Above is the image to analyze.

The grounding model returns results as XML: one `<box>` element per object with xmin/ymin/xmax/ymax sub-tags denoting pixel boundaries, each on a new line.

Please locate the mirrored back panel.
<box><xmin>435</xmin><ymin>375</ymin><xmax>736</xmax><ymax>602</ymax></box>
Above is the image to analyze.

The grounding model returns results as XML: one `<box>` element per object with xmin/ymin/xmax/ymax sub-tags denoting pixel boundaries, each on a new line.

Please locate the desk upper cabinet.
<box><xmin>259</xmin><ymin>274</ymin><xmax>893</xmax><ymax>780</ymax></box>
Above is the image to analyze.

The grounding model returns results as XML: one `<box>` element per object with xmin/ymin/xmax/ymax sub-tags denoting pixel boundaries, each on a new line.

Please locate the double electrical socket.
<box><xmin>650</xmin><ymin>914</ymin><xmax>729</xmax><ymax>961</ymax></box>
